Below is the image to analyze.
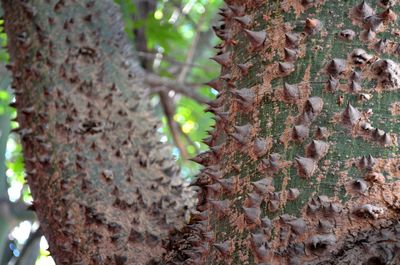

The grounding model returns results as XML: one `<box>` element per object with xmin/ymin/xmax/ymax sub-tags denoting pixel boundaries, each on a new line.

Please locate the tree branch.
<box><xmin>176</xmin><ymin>12</ymin><xmax>206</xmax><ymax>83</ymax></box>
<box><xmin>159</xmin><ymin>91</ymin><xmax>189</xmax><ymax>160</ymax></box>
<box><xmin>145</xmin><ymin>73</ymin><xmax>210</xmax><ymax>104</ymax></box>
<box><xmin>135</xmin><ymin>51</ymin><xmax>212</xmax><ymax>72</ymax></box>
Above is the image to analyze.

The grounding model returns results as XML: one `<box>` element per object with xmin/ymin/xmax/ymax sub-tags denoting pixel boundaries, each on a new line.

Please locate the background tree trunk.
<box><xmin>186</xmin><ymin>0</ymin><xmax>400</xmax><ymax>264</ymax></box>
<box><xmin>1</xmin><ymin>1</ymin><xmax>190</xmax><ymax>264</ymax></box>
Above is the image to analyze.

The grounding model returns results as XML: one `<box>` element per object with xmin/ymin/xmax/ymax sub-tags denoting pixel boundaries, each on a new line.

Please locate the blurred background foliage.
<box><xmin>0</xmin><ymin>0</ymin><xmax>222</xmax><ymax>264</ymax></box>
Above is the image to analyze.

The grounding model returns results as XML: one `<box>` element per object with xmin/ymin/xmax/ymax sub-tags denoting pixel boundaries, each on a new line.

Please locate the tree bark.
<box><xmin>4</xmin><ymin>0</ymin><xmax>400</xmax><ymax>265</ymax></box>
<box><xmin>185</xmin><ymin>0</ymin><xmax>400</xmax><ymax>264</ymax></box>
<box><xmin>2</xmin><ymin>1</ymin><xmax>189</xmax><ymax>264</ymax></box>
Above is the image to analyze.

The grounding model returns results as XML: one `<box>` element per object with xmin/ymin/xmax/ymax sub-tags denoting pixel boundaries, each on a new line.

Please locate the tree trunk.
<box><xmin>2</xmin><ymin>1</ymin><xmax>189</xmax><ymax>264</ymax></box>
<box><xmin>186</xmin><ymin>0</ymin><xmax>400</xmax><ymax>264</ymax></box>
<box><xmin>3</xmin><ymin>0</ymin><xmax>400</xmax><ymax>265</ymax></box>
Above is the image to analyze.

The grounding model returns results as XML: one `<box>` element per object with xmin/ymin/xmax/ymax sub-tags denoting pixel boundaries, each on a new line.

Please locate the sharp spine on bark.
<box><xmin>253</xmin><ymin>243</ymin><xmax>268</xmax><ymax>260</ymax></box>
<box><xmin>248</xmin><ymin>192</ymin><xmax>262</xmax><ymax>207</ymax></box>
<box><xmin>285</xmin><ymin>33</ymin><xmax>300</xmax><ymax>48</ymax></box>
<box><xmin>283</xmin><ymin>82</ymin><xmax>300</xmax><ymax>100</ymax></box>
<box><xmin>363</xmin><ymin>15</ymin><xmax>383</xmax><ymax>31</ymax></box>
<box><xmin>278</xmin><ymin>62</ymin><xmax>294</xmax><ymax>74</ymax></box>
<box><xmin>213</xmin><ymin>241</ymin><xmax>231</xmax><ymax>257</ymax></box>
<box><xmin>261</xmin><ymin>216</ymin><xmax>272</xmax><ymax>229</ymax></box>
<box><xmin>216</xmin><ymin>177</ymin><xmax>234</xmax><ymax>193</ymax></box>
<box><xmin>234</xmin><ymin>15</ymin><xmax>252</xmax><ymax>27</ymax></box>
<box><xmin>206</xmin><ymin>78</ymin><xmax>224</xmax><ymax>92</ymax></box>
<box><xmin>211</xmin><ymin>52</ymin><xmax>231</xmax><ymax>67</ymax></box>
<box><xmin>231</xmin><ymin>88</ymin><xmax>255</xmax><ymax>107</ymax></box>
<box><xmin>342</xmin><ymin>102</ymin><xmax>361</xmax><ymax>125</ymax></box>
<box><xmin>306</xmin><ymin>140</ymin><xmax>329</xmax><ymax>160</ymax></box>
<box><xmin>380</xmin><ymin>8</ymin><xmax>397</xmax><ymax>22</ymax></box>
<box><xmin>214</xmin><ymin>111</ymin><xmax>229</xmax><ymax>123</ymax></box>
<box><xmin>350</xmin><ymin>70</ymin><xmax>362</xmax><ymax>82</ymax></box>
<box><xmin>206</xmin><ymin>105</ymin><xmax>223</xmax><ymax>115</ymax></box>
<box><xmin>360</xmin><ymin>29</ymin><xmax>376</xmax><ymax>42</ymax></box>
<box><xmin>380</xmin><ymin>132</ymin><xmax>392</xmax><ymax>146</ymax></box>
<box><xmin>304</xmin><ymin>18</ymin><xmax>322</xmax><ymax>35</ymax></box>
<box><xmin>218</xmin><ymin>7</ymin><xmax>234</xmax><ymax>19</ymax></box>
<box><xmin>203</xmin><ymin>166</ymin><xmax>223</xmax><ymax>179</ymax></box>
<box><xmin>305</xmin><ymin>97</ymin><xmax>323</xmax><ymax>117</ymax></box>
<box><xmin>253</xmin><ymin>138</ymin><xmax>269</xmax><ymax>157</ymax></box>
<box><xmin>237</xmin><ymin>63</ymin><xmax>252</xmax><ymax>76</ymax></box>
<box><xmin>338</xmin><ymin>29</ymin><xmax>355</xmax><ymax>41</ymax></box>
<box><xmin>296</xmin><ymin>111</ymin><xmax>313</xmax><ymax>126</ymax></box>
<box><xmin>318</xmin><ymin>219</ymin><xmax>333</xmax><ymax>233</ymax></box>
<box><xmin>220</xmin><ymin>73</ymin><xmax>232</xmax><ymax>81</ymax></box>
<box><xmin>230</xmin><ymin>123</ymin><xmax>252</xmax><ymax>144</ymax></box>
<box><xmin>206</xmin><ymin>95</ymin><xmax>224</xmax><ymax>108</ymax></box>
<box><xmin>349</xmin><ymin>80</ymin><xmax>362</xmax><ymax>92</ymax></box>
<box><xmin>353</xmin><ymin>179</ymin><xmax>369</xmax><ymax>193</ymax></box>
<box><xmin>284</xmin><ymin>48</ymin><xmax>298</xmax><ymax>62</ymax></box>
<box><xmin>325</xmin><ymin>76</ymin><xmax>339</xmax><ymax>92</ymax></box>
<box><xmin>209</xmin><ymin>200</ymin><xmax>230</xmax><ymax>216</ymax></box>
<box><xmin>287</xmin><ymin>188</ymin><xmax>300</xmax><ymax>201</ymax></box>
<box><xmin>243</xmin><ymin>206</ymin><xmax>261</xmax><ymax>224</ymax></box>
<box><xmin>326</xmin><ymin>59</ymin><xmax>347</xmax><ymax>77</ymax></box>
<box><xmin>244</xmin><ymin>29</ymin><xmax>266</xmax><ymax>50</ymax></box>
<box><xmin>287</xmin><ymin>218</ymin><xmax>307</xmax><ymax>235</ymax></box>
<box><xmin>251</xmin><ymin>178</ymin><xmax>273</xmax><ymax>194</ymax></box>
<box><xmin>351</xmin><ymin>1</ymin><xmax>375</xmax><ymax>21</ymax></box>
<box><xmin>374</xmin><ymin>38</ymin><xmax>388</xmax><ymax>53</ymax></box>
<box><xmin>292</xmin><ymin>125</ymin><xmax>309</xmax><ymax>141</ymax></box>
<box><xmin>307</xmin><ymin>201</ymin><xmax>320</xmax><ymax>215</ymax></box>
<box><xmin>295</xmin><ymin>156</ymin><xmax>317</xmax><ymax>178</ymax></box>
<box><xmin>359</xmin><ymin>154</ymin><xmax>375</xmax><ymax>170</ymax></box>
<box><xmin>261</xmin><ymin>153</ymin><xmax>280</xmax><ymax>173</ymax></box>
<box><xmin>250</xmin><ymin>232</ymin><xmax>265</xmax><ymax>248</ymax></box>
<box><xmin>267</xmin><ymin>200</ymin><xmax>280</xmax><ymax>212</ymax></box>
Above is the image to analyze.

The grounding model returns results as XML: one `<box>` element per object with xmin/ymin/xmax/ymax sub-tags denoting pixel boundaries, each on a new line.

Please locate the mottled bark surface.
<box><xmin>2</xmin><ymin>1</ymin><xmax>189</xmax><ymax>264</ymax></box>
<box><xmin>185</xmin><ymin>0</ymin><xmax>400</xmax><ymax>264</ymax></box>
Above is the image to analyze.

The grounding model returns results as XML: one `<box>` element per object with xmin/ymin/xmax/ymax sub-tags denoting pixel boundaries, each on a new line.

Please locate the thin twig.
<box><xmin>176</xmin><ymin>6</ymin><xmax>207</xmax><ymax>83</ymax></box>
<box><xmin>159</xmin><ymin>91</ymin><xmax>189</xmax><ymax>159</ymax></box>
<box><xmin>136</xmin><ymin>51</ymin><xmax>210</xmax><ymax>71</ymax></box>
<box><xmin>176</xmin><ymin>123</ymin><xmax>200</xmax><ymax>154</ymax></box>
<box><xmin>145</xmin><ymin>73</ymin><xmax>210</xmax><ymax>104</ymax></box>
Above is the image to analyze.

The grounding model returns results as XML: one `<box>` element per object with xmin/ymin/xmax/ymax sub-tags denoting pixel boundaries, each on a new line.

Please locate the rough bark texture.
<box><xmin>183</xmin><ymin>0</ymin><xmax>400</xmax><ymax>264</ymax></box>
<box><xmin>2</xmin><ymin>1</ymin><xmax>190</xmax><ymax>264</ymax></box>
<box><xmin>5</xmin><ymin>0</ymin><xmax>400</xmax><ymax>264</ymax></box>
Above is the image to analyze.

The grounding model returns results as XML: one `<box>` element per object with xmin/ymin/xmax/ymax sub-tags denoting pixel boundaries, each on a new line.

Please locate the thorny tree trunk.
<box><xmin>4</xmin><ymin>0</ymin><xmax>400</xmax><ymax>265</ymax></box>
<box><xmin>2</xmin><ymin>1</ymin><xmax>191</xmax><ymax>264</ymax></box>
<box><xmin>182</xmin><ymin>0</ymin><xmax>400</xmax><ymax>264</ymax></box>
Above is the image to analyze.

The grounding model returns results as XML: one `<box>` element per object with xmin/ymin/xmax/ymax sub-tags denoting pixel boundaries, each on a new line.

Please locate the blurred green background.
<box><xmin>0</xmin><ymin>0</ymin><xmax>222</xmax><ymax>263</ymax></box>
